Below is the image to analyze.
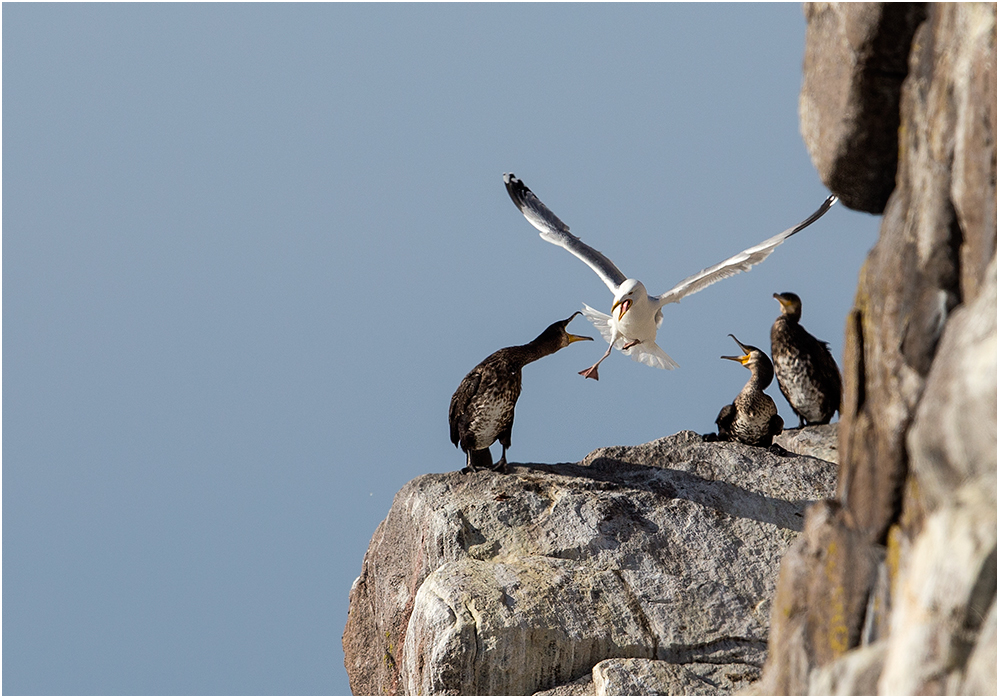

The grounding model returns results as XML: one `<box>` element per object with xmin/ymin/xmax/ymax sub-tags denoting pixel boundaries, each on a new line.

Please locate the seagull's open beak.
<box><xmin>611</xmin><ymin>298</ymin><xmax>632</xmax><ymax>321</ymax></box>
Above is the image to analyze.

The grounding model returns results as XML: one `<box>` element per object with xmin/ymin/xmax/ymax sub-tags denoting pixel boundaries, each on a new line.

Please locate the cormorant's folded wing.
<box><xmin>656</xmin><ymin>195</ymin><xmax>838</xmax><ymax>306</ymax></box>
<box><xmin>504</xmin><ymin>173</ymin><xmax>628</xmax><ymax>294</ymax></box>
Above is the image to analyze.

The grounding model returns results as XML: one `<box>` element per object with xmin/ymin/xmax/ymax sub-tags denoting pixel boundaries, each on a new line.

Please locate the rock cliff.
<box><xmin>343</xmin><ymin>431</ymin><xmax>838</xmax><ymax>695</ymax></box>
<box><xmin>753</xmin><ymin>2</ymin><xmax>996</xmax><ymax>695</ymax></box>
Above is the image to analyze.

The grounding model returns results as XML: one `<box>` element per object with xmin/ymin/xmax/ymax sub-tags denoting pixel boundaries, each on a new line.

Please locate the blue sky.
<box><xmin>3</xmin><ymin>4</ymin><xmax>879</xmax><ymax>695</ymax></box>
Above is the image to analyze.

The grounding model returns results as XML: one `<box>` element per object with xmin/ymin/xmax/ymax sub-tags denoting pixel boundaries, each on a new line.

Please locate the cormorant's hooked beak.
<box><xmin>773</xmin><ymin>293</ymin><xmax>798</xmax><ymax>314</ymax></box>
<box><xmin>611</xmin><ymin>298</ymin><xmax>632</xmax><ymax>321</ymax></box>
<box><xmin>721</xmin><ymin>334</ymin><xmax>752</xmax><ymax>365</ymax></box>
<box><xmin>561</xmin><ymin>311</ymin><xmax>594</xmax><ymax>343</ymax></box>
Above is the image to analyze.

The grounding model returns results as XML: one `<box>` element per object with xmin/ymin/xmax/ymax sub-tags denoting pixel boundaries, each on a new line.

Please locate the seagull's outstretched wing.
<box><xmin>656</xmin><ymin>194</ymin><xmax>838</xmax><ymax>307</ymax></box>
<box><xmin>504</xmin><ymin>173</ymin><xmax>627</xmax><ymax>294</ymax></box>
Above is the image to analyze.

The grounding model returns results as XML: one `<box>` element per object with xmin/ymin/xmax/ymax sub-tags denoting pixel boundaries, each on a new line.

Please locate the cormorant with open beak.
<box><xmin>449</xmin><ymin>313</ymin><xmax>592</xmax><ymax>473</ymax></box>
<box><xmin>715</xmin><ymin>335</ymin><xmax>784</xmax><ymax>447</ymax></box>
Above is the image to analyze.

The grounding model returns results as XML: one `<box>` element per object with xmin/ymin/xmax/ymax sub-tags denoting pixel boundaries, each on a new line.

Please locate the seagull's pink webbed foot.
<box><xmin>579</xmin><ymin>342</ymin><xmax>614</xmax><ymax>381</ymax></box>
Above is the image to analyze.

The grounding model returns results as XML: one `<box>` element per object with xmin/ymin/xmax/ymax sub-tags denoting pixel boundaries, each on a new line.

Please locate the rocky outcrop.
<box><xmin>799</xmin><ymin>3</ymin><xmax>927</xmax><ymax>213</ymax></box>
<box><xmin>755</xmin><ymin>2</ymin><xmax>997</xmax><ymax>695</ymax></box>
<box><xmin>343</xmin><ymin>431</ymin><xmax>838</xmax><ymax>695</ymax></box>
<box><xmin>772</xmin><ymin>423</ymin><xmax>838</xmax><ymax>464</ymax></box>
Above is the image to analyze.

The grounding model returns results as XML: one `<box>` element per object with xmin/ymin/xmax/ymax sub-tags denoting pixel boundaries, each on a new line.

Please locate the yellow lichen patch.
<box><xmin>885</xmin><ymin>523</ymin><xmax>906</xmax><ymax>588</ymax></box>
<box><xmin>824</xmin><ymin>540</ymin><xmax>850</xmax><ymax>655</ymax></box>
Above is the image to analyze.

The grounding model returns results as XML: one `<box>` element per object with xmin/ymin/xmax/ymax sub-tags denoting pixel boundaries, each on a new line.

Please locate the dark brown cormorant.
<box><xmin>715</xmin><ymin>335</ymin><xmax>784</xmax><ymax>447</ymax></box>
<box><xmin>770</xmin><ymin>292</ymin><xmax>842</xmax><ymax>427</ymax></box>
<box><xmin>449</xmin><ymin>313</ymin><xmax>592</xmax><ymax>473</ymax></box>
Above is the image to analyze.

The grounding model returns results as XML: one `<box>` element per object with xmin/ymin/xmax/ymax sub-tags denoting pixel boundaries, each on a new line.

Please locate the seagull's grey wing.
<box><xmin>504</xmin><ymin>173</ymin><xmax>627</xmax><ymax>293</ymax></box>
<box><xmin>656</xmin><ymin>194</ymin><xmax>838</xmax><ymax>306</ymax></box>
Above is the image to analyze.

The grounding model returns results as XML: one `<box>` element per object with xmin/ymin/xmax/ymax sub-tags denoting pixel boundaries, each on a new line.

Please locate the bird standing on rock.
<box><xmin>770</xmin><ymin>292</ymin><xmax>842</xmax><ymax>426</ymax></box>
<box><xmin>449</xmin><ymin>313</ymin><xmax>593</xmax><ymax>473</ymax></box>
<box><xmin>503</xmin><ymin>172</ymin><xmax>838</xmax><ymax>380</ymax></box>
<box><xmin>715</xmin><ymin>335</ymin><xmax>784</xmax><ymax>447</ymax></box>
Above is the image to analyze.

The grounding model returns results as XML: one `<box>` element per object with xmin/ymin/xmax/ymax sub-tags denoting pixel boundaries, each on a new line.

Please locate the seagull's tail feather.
<box><xmin>626</xmin><ymin>341</ymin><xmax>679</xmax><ymax>370</ymax></box>
<box><xmin>581</xmin><ymin>303</ymin><xmax>679</xmax><ymax>370</ymax></box>
<box><xmin>581</xmin><ymin>303</ymin><xmax>616</xmax><ymax>345</ymax></box>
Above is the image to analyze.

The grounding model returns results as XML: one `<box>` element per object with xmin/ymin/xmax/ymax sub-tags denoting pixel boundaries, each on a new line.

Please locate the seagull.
<box><xmin>503</xmin><ymin>173</ymin><xmax>838</xmax><ymax>380</ymax></box>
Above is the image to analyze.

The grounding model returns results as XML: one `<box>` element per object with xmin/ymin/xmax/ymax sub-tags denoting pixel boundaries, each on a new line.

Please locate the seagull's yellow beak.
<box><xmin>611</xmin><ymin>298</ymin><xmax>632</xmax><ymax>321</ymax></box>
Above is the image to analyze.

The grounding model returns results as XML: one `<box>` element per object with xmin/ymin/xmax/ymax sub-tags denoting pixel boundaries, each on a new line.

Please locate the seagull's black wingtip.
<box><xmin>503</xmin><ymin>173</ymin><xmax>529</xmax><ymax>206</ymax></box>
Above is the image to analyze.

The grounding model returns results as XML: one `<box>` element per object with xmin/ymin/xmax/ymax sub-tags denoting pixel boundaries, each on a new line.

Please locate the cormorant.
<box><xmin>715</xmin><ymin>335</ymin><xmax>784</xmax><ymax>447</ymax></box>
<box><xmin>503</xmin><ymin>173</ymin><xmax>837</xmax><ymax>380</ymax></box>
<box><xmin>449</xmin><ymin>313</ymin><xmax>592</xmax><ymax>473</ymax></box>
<box><xmin>770</xmin><ymin>292</ymin><xmax>842</xmax><ymax>426</ymax></box>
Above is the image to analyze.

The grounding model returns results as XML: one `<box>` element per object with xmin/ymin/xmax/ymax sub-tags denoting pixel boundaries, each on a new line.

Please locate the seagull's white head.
<box><xmin>612</xmin><ymin>279</ymin><xmax>646</xmax><ymax>321</ymax></box>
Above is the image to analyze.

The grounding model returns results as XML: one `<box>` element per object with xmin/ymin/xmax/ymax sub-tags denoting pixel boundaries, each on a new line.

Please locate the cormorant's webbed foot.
<box><xmin>767</xmin><ymin>443</ymin><xmax>790</xmax><ymax>457</ymax></box>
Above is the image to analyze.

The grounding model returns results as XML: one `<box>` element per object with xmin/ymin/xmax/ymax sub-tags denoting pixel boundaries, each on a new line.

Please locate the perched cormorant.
<box><xmin>449</xmin><ymin>313</ymin><xmax>592</xmax><ymax>473</ymax></box>
<box><xmin>504</xmin><ymin>173</ymin><xmax>837</xmax><ymax>380</ymax></box>
<box><xmin>770</xmin><ymin>292</ymin><xmax>842</xmax><ymax>426</ymax></box>
<box><xmin>715</xmin><ymin>335</ymin><xmax>784</xmax><ymax>447</ymax></box>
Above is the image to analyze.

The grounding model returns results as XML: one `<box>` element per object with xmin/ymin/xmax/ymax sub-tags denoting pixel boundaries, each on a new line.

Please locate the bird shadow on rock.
<box><xmin>512</xmin><ymin>457</ymin><xmax>812</xmax><ymax>533</ymax></box>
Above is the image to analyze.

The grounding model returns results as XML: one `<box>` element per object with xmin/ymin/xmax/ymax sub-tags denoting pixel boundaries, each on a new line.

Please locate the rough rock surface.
<box><xmin>752</xmin><ymin>500</ymin><xmax>882</xmax><ymax>695</ymax></box>
<box><xmin>754</xmin><ymin>3</ymin><xmax>997</xmax><ymax>695</ymax></box>
<box><xmin>591</xmin><ymin>657</ymin><xmax>759</xmax><ymax>696</ymax></box>
<box><xmin>772</xmin><ymin>423</ymin><xmax>838</xmax><ymax>464</ymax></box>
<box><xmin>799</xmin><ymin>3</ymin><xmax>927</xmax><ymax>213</ymax></box>
<box><xmin>806</xmin><ymin>640</ymin><xmax>886</xmax><ymax>695</ymax></box>
<box><xmin>878</xmin><ymin>479</ymin><xmax>996</xmax><ymax>694</ymax></box>
<box><xmin>343</xmin><ymin>431</ymin><xmax>837</xmax><ymax>695</ymax></box>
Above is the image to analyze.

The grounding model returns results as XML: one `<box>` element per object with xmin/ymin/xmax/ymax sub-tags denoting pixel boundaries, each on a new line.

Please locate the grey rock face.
<box><xmin>532</xmin><ymin>673</ymin><xmax>595</xmax><ymax>696</ymax></box>
<box><xmin>343</xmin><ymin>431</ymin><xmax>837</xmax><ymax>695</ymax></box>
<box><xmin>752</xmin><ymin>500</ymin><xmax>882</xmax><ymax>695</ymax></box>
<box><xmin>772</xmin><ymin>424</ymin><xmax>838</xmax><ymax>464</ymax></box>
<box><xmin>806</xmin><ymin>640</ymin><xmax>887</xmax><ymax>696</ymax></box>
<box><xmin>907</xmin><ymin>256</ymin><xmax>997</xmax><ymax>513</ymax></box>
<box><xmin>878</xmin><ymin>480</ymin><xmax>997</xmax><ymax>694</ymax></box>
<box><xmin>799</xmin><ymin>2</ymin><xmax>927</xmax><ymax>213</ymax></box>
<box><xmin>592</xmin><ymin>657</ymin><xmax>759</xmax><ymax>696</ymax></box>
<box><xmin>757</xmin><ymin>3</ymin><xmax>998</xmax><ymax>695</ymax></box>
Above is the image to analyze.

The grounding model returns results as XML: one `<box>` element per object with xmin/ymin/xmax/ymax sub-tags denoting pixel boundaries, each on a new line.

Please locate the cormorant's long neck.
<box><xmin>747</xmin><ymin>360</ymin><xmax>774</xmax><ymax>392</ymax></box>
<box><xmin>509</xmin><ymin>335</ymin><xmax>561</xmax><ymax>368</ymax></box>
<box><xmin>783</xmin><ymin>308</ymin><xmax>802</xmax><ymax>324</ymax></box>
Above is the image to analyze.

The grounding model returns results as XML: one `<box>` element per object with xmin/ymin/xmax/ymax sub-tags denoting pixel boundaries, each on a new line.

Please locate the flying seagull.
<box><xmin>503</xmin><ymin>173</ymin><xmax>837</xmax><ymax>380</ymax></box>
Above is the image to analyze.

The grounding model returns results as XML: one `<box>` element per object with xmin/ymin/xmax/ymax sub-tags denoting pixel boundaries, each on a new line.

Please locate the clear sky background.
<box><xmin>3</xmin><ymin>4</ymin><xmax>880</xmax><ymax>695</ymax></box>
